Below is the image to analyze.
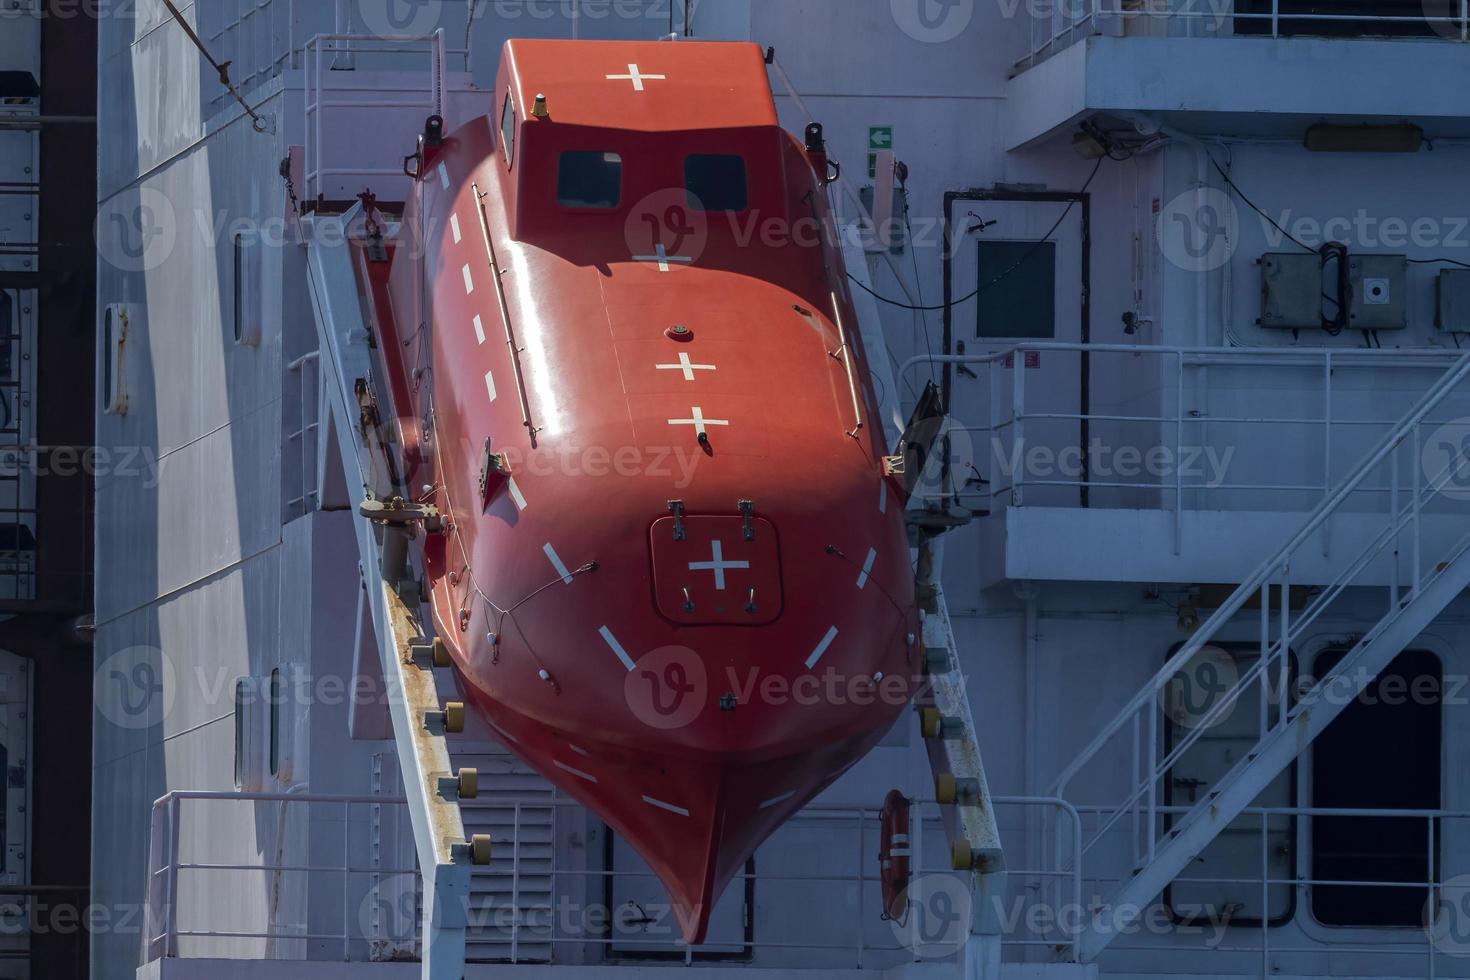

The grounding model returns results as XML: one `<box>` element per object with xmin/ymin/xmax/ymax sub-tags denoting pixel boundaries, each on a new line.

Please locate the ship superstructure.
<box><xmin>91</xmin><ymin>2</ymin><xmax>1470</xmax><ymax>979</ymax></box>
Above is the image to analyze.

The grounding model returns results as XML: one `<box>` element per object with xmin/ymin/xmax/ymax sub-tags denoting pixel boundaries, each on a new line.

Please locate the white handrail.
<box><xmin>1050</xmin><ymin>351</ymin><xmax>1470</xmax><ymax>803</ymax></box>
<box><xmin>143</xmin><ymin>790</ymin><xmax>1080</xmax><ymax>966</ymax></box>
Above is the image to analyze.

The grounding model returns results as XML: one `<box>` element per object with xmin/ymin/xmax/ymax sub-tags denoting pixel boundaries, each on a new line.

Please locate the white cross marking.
<box><xmin>688</xmin><ymin>540</ymin><xmax>750</xmax><ymax>591</ymax></box>
<box><xmin>667</xmin><ymin>407</ymin><xmax>729</xmax><ymax>439</ymax></box>
<box><xmin>656</xmin><ymin>353</ymin><xmax>717</xmax><ymax>382</ymax></box>
<box><xmin>607</xmin><ymin>64</ymin><xmax>667</xmax><ymax>91</ymax></box>
<box><xmin>633</xmin><ymin>244</ymin><xmax>692</xmax><ymax>272</ymax></box>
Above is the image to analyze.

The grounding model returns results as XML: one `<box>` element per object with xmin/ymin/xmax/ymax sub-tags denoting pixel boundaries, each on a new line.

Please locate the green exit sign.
<box><xmin>868</xmin><ymin>126</ymin><xmax>894</xmax><ymax>151</ymax></box>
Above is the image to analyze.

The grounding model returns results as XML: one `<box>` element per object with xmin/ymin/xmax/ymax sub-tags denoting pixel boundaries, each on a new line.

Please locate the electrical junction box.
<box><xmin>1436</xmin><ymin>269</ymin><xmax>1470</xmax><ymax>332</ymax></box>
<box><xmin>1259</xmin><ymin>253</ymin><xmax>1324</xmax><ymax>329</ymax></box>
<box><xmin>1348</xmin><ymin>253</ymin><xmax>1407</xmax><ymax>330</ymax></box>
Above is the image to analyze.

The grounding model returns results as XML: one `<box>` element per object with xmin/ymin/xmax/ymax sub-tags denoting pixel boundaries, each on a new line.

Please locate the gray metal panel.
<box><xmin>1349</xmin><ymin>253</ymin><xmax>1408</xmax><ymax>330</ymax></box>
<box><xmin>1438</xmin><ymin>269</ymin><xmax>1470</xmax><ymax>332</ymax></box>
<box><xmin>1259</xmin><ymin>252</ymin><xmax>1322</xmax><ymax>329</ymax></box>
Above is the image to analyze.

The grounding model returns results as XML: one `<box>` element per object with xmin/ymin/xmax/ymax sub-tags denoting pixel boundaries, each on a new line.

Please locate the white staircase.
<box><xmin>1049</xmin><ymin>353</ymin><xmax>1470</xmax><ymax>963</ymax></box>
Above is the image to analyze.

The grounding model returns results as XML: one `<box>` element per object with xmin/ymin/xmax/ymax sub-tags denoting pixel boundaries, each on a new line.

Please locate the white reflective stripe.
<box><xmin>554</xmin><ymin>760</ymin><xmax>597</xmax><ymax>783</ymax></box>
<box><xmin>879</xmin><ymin>480</ymin><xmax>888</xmax><ymax>514</ymax></box>
<box><xmin>805</xmin><ymin>626</ymin><xmax>839</xmax><ymax>669</ymax></box>
<box><xmin>889</xmin><ymin>847</ymin><xmax>912</xmax><ymax>857</ymax></box>
<box><xmin>507</xmin><ymin>477</ymin><xmax>527</xmax><ymax>512</ymax></box>
<box><xmin>857</xmin><ymin>547</ymin><xmax>877</xmax><ymax>589</ymax></box>
<box><xmin>543</xmin><ymin>543</ymin><xmax>574</xmax><ymax>584</ymax></box>
<box><xmin>759</xmin><ymin>790</ymin><xmax>797</xmax><ymax>810</ymax></box>
<box><xmin>598</xmin><ymin>625</ymin><xmax>636</xmax><ymax>672</ymax></box>
<box><xmin>462</xmin><ymin>264</ymin><xmax>474</xmax><ymax>294</ymax></box>
<box><xmin>438</xmin><ymin>162</ymin><xmax>450</xmax><ymax>189</ymax></box>
<box><xmin>642</xmin><ymin>795</ymin><xmax>690</xmax><ymax>817</ymax></box>
<box><xmin>486</xmin><ymin>719</ymin><xmax>518</xmax><ymax>744</ymax></box>
<box><xmin>484</xmin><ymin>369</ymin><xmax>497</xmax><ymax>403</ymax></box>
<box><xmin>450</xmin><ymin>212</ymin><xmax>462</xmax><ymax>243</ymax></box>
<box><xmin>890</xmin><ymin>833</ymin><xmax>910</xmax><ymax>845</ymax></box>
<box><xmin>568</xmin><ymin>744</ymin><xmax>589</xmax><ymax>756</ymax></box>
<box><xmin>472</xmin><ymin>314</ymin><xmax>486</xmax><ymax>344</ymax></box>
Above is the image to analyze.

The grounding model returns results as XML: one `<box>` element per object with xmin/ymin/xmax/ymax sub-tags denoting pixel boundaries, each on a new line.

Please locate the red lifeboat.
<box><xmin>379</xmin><ymin>39</ymin><xmax>918</xmax><ymax>944</ymax></box>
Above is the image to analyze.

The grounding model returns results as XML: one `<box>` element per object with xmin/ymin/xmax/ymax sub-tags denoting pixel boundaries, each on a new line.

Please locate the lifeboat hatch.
<box><xmin>651</xmin><ymin>515</ymin><xmax>783</xmax><ymax>625</ymax></box>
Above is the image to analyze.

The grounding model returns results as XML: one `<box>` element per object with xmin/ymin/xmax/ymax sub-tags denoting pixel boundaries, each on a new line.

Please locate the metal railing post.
<box><xmin>1391</xmin><ymin>440</ymin><xmax>1402</xmax><ymax>610</ymax></box>
<box><xmin>1260</xmin><ymin>810</ymin><xmax>1269</xmax><ymax>976</ymax></box>
<box><xmin>1146</xmin><ymin>703</ymin><xmax>1157</xmax><ymax>861</ymax></box>
<box><xmin>166</xmin><ymin>795</ymin><xmax>182</xmax><ymax>958</ymax></box>
<box><xmin>1174</xmin><ymin>352</ymin><xmax>1185</xmax><ymax>553</ymax></box>
<box><xmin>1277</xmin><ymin>567</ymin><xmax>1290</xmax><ymax>729</ymax></box>
<box><xmin>1322</xmin><ymin>352</ymin><xmax>1333</xmax><ymax>556</ymax></box>
<box><xmin>511</xmin><ymin>802</ymin><xmax>521</xmax><ymax>963</ymax></box>
<box><xmin>1258</xmin><ymin>581</ymin><xmax>1270</xmax><ymax>739</ymax></box>
<box><xmin>1428</xmin><ymin>814</ymin><xmax>1438</xmax><ymax>980</ymax></box>
<box><xmin>1012</xmin><ymin>353</ymin><xmax>1026</xmax><ymax>506</ymax></box>
<box><xmin>856</xmin><ymin>809</ymin><xmax>866</xmax><ymax>969</ymax></box>
<box><xmin>342</xmin><ymin>799</ymin><xmax>351</xmax><ymax>961</ymax></box>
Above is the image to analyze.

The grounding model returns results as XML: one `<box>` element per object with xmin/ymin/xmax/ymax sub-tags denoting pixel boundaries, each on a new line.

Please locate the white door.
<box><xmin>946</xmin><ymin>196</ymin><xmax>1086</xmax><ymax>509</ymax></box>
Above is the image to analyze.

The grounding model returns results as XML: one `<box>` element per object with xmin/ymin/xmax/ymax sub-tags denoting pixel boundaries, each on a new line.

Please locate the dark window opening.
<box><xmin>685</xmin><ymin>154</ymin><xmax>748</xmax><ymax>212</ymax></box>
<box><xmin>233</xmin><ymin>679</ymin><xmax>247</xmax><ymax>789</ymax></box>
<box><xmin>557</xmin><ymin>151</ymin><xmax>623</xmax><ymax>209</ymax></box>
<box><xmin>233</xmin><ymin>235</ymin><xmax>244</xmax><ymax>343</ymax></box>
<box><xmin>269</xmin><ymin>668</ymin><xmax>281</xmax><ymax>777</ymax></box>
<box><xmin>1234</xmin><ymin>0</ymin><xmax>1441</xmax><ymax>36</ymax></box>
<box><xmin>500</xmin><ymin>94</ymin><xmax>516</xmax><ymax>166</ymax></box>
<box><xmin>101</xmin><ymin>308</ymin><xmax>113</xmax><ymax>410</ymax></box>
<box><xmin>1312</xmin><ymin>647</ymin><xmax>1441</xmax><ymax>927</ymax></box>
<box><xmin>0</xmin><ymin>291</ymin><xmax>13</xmax><ymax>381</ymax></box>
<box><xmin>976</xmin><ymin>241</ymin><xmax>1056</xmax><ymax>339</ymax></box>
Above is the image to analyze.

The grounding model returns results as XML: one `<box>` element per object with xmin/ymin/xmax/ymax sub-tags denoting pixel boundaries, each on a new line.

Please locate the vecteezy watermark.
<box><xmin>0</xmin><ymin>443</ymin><xmax>163</xmax><ymax>488</ymax></box>
<box><xmin>889</xmin><ymin>873</ymin><xmax>972</xmax><ymax>957</ymax></box>
<box><xmin>1427</xmin><ymin>875</ymin><xmax>1470</xmax><ymax>957</ymax></box>
<box><xmin>625</xmin><ymin>645</ymin><xmax>707</xmax><ymax>730</ymax></box>
<box><xmin>1158</xmin><ymin>187</ymin><xmax>1238</xmax><ymax>274</ymax></box>
<box><xmin>992</xmin><ymin>437</ymin><xmax>1237</xmax><ymax>489</ymax></box>
<box><xmin>460</xmin><ymin>441</ymin><xmax>703</xmax><ymax>489</ymax></box>
<box><xmin>94</xmin><ymin>646</ymin><xmax>176</xmax><ymax>732</ymax></box>
<box><xmin>1159</xmin><ymin>644</ymin><xmax>1241</xmax><ymax>731</ymax></box>
<box><xmin>1263</xmin><ymin>210</ymin><xmax>1470</xmax><ymax>252</ymax></box>
<box><xmin>1421</xmin><ymin>419</ymin><xmax>1470</xmax><ymax>501</ymax></box>
<box><xmin>357</xmin><ymin>0</ymin><xmax>446</xmax><ymax>38</ymax></box>
<box><xmin>624</xmin><ymin>188</ymin><xmax>709</xmax><ymax>272</ymax></box>
<box><xmin>988</xmin><ymin>896</ymin><xmax>1232</xmax><ymax>948</ymax></box>
<box><xmin>96</xmin><ymin>187</ymin><xmax>178</xmax><ymax>274</ymax></box>
<box><xmin>891</xmin><ymin>0</ymin><xmax>976</xmax><ymax>43</ymax></box>
<box><xmin>1421</xmin><ymin>0</ymin><xmax>1468</xmax><ymax>40</ymax></box>
<box><xmin>358</xmin><ymin>873</ymin><xmax>427</xmax><ymax>960</ymax></box>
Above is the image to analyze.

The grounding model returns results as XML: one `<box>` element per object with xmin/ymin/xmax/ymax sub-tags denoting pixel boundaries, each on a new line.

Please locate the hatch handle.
<box><xmin>738</xmin><ymin>500</ymin><xmax>756</xmax><ymax>541</ymax></box>
<box><xmin>667</xmin><ymin>500</ymin><xmax>687</xmax><ymax>541</ymax></box>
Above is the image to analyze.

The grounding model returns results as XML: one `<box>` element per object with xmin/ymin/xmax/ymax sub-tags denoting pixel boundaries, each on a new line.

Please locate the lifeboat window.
<box><xmin>557</xmin><ymin>151</ymin><xmax>623</xmax><ymax>209</ymax></box>
<box><xmin>685</xmin><ymin>154</ymin><xmax>748</xmax><ymax>212</ymax></box>
<box><xmin>500</xmin><ymin>94</ymin><xmax>515</xmax><ymax>166</ymax></box>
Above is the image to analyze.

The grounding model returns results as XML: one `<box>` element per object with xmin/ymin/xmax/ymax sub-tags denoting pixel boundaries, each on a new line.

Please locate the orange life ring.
<box><xmin>879</xmin><ymin>789</ymin><xmax>912</xmax><ymax>920</ymax></box>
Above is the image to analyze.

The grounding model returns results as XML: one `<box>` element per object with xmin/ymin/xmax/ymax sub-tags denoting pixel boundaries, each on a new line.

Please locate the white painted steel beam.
<box><xmin>304</xmin><ymin>208</ymin><xmax>472</xmax><ymax>980</ymax></box>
